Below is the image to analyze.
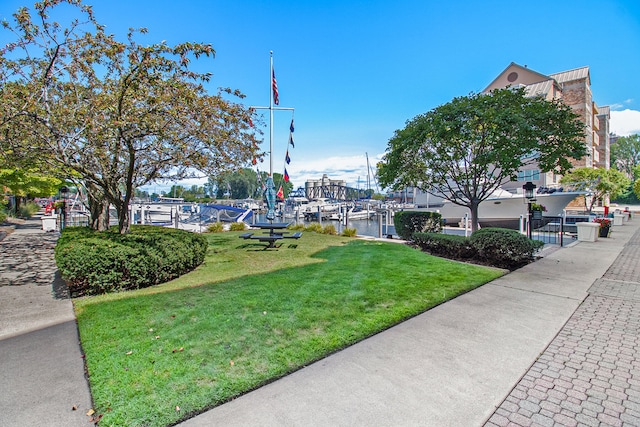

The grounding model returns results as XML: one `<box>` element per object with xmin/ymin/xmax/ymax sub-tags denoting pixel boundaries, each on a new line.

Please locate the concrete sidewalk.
<box><xmin>0</xmin><ymin>215</ymin><xmax>93</xmax><ymax>427</ymax></box>
<box><xmin>181</xmin><ymin>221</ymin><xmax>640</xmax><ymax>427</ymax></box>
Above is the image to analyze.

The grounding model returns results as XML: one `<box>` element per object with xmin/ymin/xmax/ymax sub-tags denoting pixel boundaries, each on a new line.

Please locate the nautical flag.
<box><xmin>284</xmin><ymin>168</ymin><xmax>290</xmax><ymax>182</ymax></box>
<box><xmin>289</xmin><ymin>118</ymin><xmax>295</xmax><ymax>133</ymax></box>
<box><xmin>276</xmin><ymin>185</ymin><xmax>284</xmax><ymax>200</ymax></box>
<box><xmin>289</xmin><ymin>133</ymin><xmax>294</xmax><ymax>148</ymax></box>
<box><xmin>272</xmin><ymin>69</ymin><xmax>279</xmax><ymax>105</ymax></box>
<box><xmin>285</xmin><ymin>150</ymin><xmax>291</xmax><ymax>164</ymax></box>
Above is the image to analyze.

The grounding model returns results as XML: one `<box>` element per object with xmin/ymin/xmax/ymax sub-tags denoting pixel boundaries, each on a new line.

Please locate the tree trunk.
<box><xmin>89</xmin><ymin>200</ymin><xmax>110</xmax><ymax>231</ymax></box>
<box><xmin>470</xmin><ymin>202</ymin><xmax>480</xmax><ymax>233</ymax></box>
<box><xmin>86</xmin><ymin>183</ymin><xmax>110</xmax><ymax>231</ymax></box>
<box><xmin>13</xmin><ymin>196</ymin><xmax>22</xmax><ymax>216</ymax></box>
<box><xmin>111</xmin><ymin>200</ymin><xmax>130</xmax><ymax>234</ymax></box>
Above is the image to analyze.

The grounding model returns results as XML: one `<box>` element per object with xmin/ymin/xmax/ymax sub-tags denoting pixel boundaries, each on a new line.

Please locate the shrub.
<box><xmin>469</xmin><ymin>227</ymin><xmax>543</xmax><ymax>269</ymax></box>
<box><xmin>322</xmin><ymin>224</ymin><xmax>337</xmax><ymax>235</ymax></box>
<box><xmin>18</xmin><ymin>201</ymin><xmax>40</xmax><ymax>218</ymax></box>
<box><xmin>207</xmin><ymin>222</ymin><xmax>224</xmax><ymax>233</ymax></box>
<box><xmin>394</xmin><ymin>211</ymin><xmax>442</xmax><ymax>240</ymax></box>
<box><xmin>55</xmin><ymin>225</ymin><xmax>208</xmax><ymax>296</ymax></box>
<box><xmin>341</xmin><ymin>227</ymin><xmax>358</xmax><ymax>237</ymax></box>
<box><xmin>413</xmin><ymin>232</ymin><xmax>476</xmax><ymax>259</ymax></box>
<box><xmin>288</xmin><ymin>223</ymin><xmax>306</xmax><ymax>231</ymax></box>
<box><xmin>229</xmin><ymin>222</ymin><xmax>246</xmax><ymax>231</ymax></box>
<box><xmin>304</xmin><ymin>222</ymin><xmax>323</xmax><ymax>233</ymax></box>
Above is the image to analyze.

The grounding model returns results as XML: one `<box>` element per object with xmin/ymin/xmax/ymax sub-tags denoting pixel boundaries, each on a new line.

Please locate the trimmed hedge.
<box><xmin>394</xmin><ymin>211</ymin><xmax>442</xmax><ymax>240</ymax></box>
<box><xmin>413</xmin><ymin>227</ymin><xmax>543</xmax><ymax>270</ymax></box>
<box><xmin>412</xmin><ymin>232</ymin><xmax>475</xmax><ymax>259</ymax></box>
<box><xmin>469</xmin><ymin>227</ymin><xmax>544</xmax><ymax>269</ymax></box>
<box><xmin>55</xmin><ymin>225</ymin><xmax>207</xmax><ymax>296</ymax></box>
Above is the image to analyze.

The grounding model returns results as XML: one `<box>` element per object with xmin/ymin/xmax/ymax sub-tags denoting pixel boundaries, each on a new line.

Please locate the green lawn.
<box><xmin>74</xmin><ymin>231</ymin><xmax>504</xmax><ymax>426</ymax></box>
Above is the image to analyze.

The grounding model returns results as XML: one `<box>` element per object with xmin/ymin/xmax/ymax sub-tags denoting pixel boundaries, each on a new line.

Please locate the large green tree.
<box><xmin>560</xmin><ymin>167</ymin><xmax>631</xmax><ymax>212</ymax></box>
<box><xmin>378</xmin><ymin>88</ymin><xmax>586</xmax><ymax>231</ymax></box>
<box><xmin>0</xmin><ymin>167</ymin><xmax>61</xmax><ymax>213</ymax></box>
<box><xmin>0</xmin><ymin>0</ymin><xmax>261</xmax><ymax>233</ymax></box>
<box><xmin>611</xmin><ymin>134</ymin><xmax>640</xmax><ymax>179</ymax></box>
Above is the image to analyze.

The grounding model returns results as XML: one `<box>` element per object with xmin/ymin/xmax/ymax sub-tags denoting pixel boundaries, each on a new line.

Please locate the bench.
<box><xmin>249</xmin><ymin>235</ymin><xmax>282</xmax><ymax>249</ymax></box>
<box><xmin>239</xmin><ymin>232</ymin><xmax>254</xmax><ymax>239</ymax></box>
<box><xmin>284</xmin><ymin>232</ymin><xmax>302</xmax><ymax>239</ymax></box>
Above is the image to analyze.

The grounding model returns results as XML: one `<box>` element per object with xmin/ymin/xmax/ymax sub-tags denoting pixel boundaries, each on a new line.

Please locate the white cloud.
<box><xmin>610</xmin><ymin>109</ymin><xmax>640</xmax><ymax>136</ymax></box>
<box><xmin>287</xmin><ymin>153</ymin><xmax>384</xmax><ymax>191</ymax></box>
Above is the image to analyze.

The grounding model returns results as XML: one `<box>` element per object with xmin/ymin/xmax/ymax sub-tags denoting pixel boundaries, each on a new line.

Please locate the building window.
<box><xmin>517</xmin><ymin>169</ymin><xmax>540</xmax><ymax>181</ymax></box>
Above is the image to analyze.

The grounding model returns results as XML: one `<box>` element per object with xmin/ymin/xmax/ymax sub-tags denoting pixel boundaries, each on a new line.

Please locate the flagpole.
<box><xmin>269</xmin><ymin>51</ymin><xmax>274</xmax><ymax>177</ymax></box>
<box><xmin>250</xmin><ymin>51</ymin><xmax>293</xmax><ymax>176</ymax></box>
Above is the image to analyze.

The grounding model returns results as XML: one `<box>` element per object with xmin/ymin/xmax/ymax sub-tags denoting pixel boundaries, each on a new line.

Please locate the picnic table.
<box><xmin>239</xmin><ymin>222</ymin><xmax>302</xmax><ymax>249</ymax></box>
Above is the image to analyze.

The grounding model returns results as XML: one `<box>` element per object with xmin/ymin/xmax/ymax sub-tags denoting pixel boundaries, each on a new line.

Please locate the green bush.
<box><xmin>393</xmin><ymin>211</ymin><xmax>442</xmax><ymax>240</ymax></box>
<box><xmin>304</xmin><ymin>222</ymin><xmax>323</xmax><ymax>233</ymax></box>
<box><xmin>288</xmin><ymin>223</ymin><xmax>306</xmax><ymax>231</ymax></box>
<box><xmin>413</xmin><ymin>232</ymin><xmax>475</xmax><ymax>259</ymax></box>
<box><xmin>322</xmin><ymin>224</ymin><xmax>337</xmax><ymax>235</ymax></box>
<box><xmin>207</xmin><ymin>222</ymin><xmax>224</xmax><ymax>233</ymax></box>
<box><xmin>17</xmin><ymin>201</ymin><xmax>40</xmax><ymax>218</ymax></box>
<box><xmin>55</xmin><ymin>225</ymin><xmax>208</xmax><ymax>296</ymax></box>
<box><xmin>469</xmin><ymin>227</ymin><xmax>543</xmax><ymax>269</ymax></box>
<box><xmin>229</xmin><ymin>222</ymin><xmax>246</xmax><ymax>231</ymax></box>
<box><xmin>341</xmin><ymin>227</ymin><xmax>357</xmax><ymax>237</ymax></box>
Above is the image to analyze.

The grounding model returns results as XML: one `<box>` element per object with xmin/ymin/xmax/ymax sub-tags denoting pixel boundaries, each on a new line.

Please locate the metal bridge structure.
<box><xmin>304</xmin><ymin>177</ymin><xmax>369</xmax><ymax>201</ymax></box>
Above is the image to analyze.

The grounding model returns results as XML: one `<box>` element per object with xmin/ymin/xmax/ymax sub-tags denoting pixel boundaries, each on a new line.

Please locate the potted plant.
<box><xmin>531</xmin><ymin>203</ymin><xmax>546</xmax><ymax>220</ymax></box>
<box><xmin>594</xmin><ymin>217</ymin><xmax>611</xmax><ymax>237</ymax></box>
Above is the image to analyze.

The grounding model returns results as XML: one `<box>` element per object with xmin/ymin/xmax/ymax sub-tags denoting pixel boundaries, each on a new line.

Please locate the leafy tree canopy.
<box><xmin>0</xmin><ymin>0</ymin><xmax>261</xmax><ymax>233</ymax></box>
<box><xmin>611</xmin><ymin>134</ymin><xmax>640</xmax><ymax>179</ymax></box>
<box><xmin>377</xmin><ymin>87</ymin><xmax>586</xmax><ymax>231</ymax></box>
<box><xmin>560</xmin><ymin>167</ymin><xmax>630</xmax><ymax>212</ymax></box>
<box><xmin>0</xmin><ymin>167</ymin><xmax>62</xmax><ymax>198</ymax></box>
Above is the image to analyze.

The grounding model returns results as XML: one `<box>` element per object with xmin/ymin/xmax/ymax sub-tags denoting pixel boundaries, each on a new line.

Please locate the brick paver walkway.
<box><xmin>0</xmin><ymin>227</ymin><xmax>59</xmax><ymax>287</ymax></box>
<box><xmin>485</xmin><ymin>229</ymin><xmax>640</xmax><ymax>427</ymax></box>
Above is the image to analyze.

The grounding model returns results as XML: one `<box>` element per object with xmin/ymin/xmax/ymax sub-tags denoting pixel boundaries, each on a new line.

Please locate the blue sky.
<box><xmin>2</xmin><ymin>0</ymin><xmax>639</xmax><ymax>193</ymax></box>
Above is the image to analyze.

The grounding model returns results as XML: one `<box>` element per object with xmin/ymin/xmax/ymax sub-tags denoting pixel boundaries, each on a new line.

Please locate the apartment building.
<box><xmin>484</xmin><ymin>63</ymin><xmax>610</xmax><ymax>193</ymax></box>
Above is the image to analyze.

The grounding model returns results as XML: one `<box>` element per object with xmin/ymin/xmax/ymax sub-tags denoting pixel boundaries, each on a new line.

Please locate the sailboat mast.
<box><xmin>366</xmin><ymin>152</ymin><xmax>371</xmax><ymax>196</ymax></box>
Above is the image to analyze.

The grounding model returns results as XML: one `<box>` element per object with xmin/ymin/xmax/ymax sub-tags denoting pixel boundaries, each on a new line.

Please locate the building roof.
<box><xmin>597</xmin><ymin>105</ymin><xmax>610</xmax><ymax>117</ymax></box>
<box><xmin>549</xmin><ymin>67</ymin><xmax>590</xmax><ymax>85</ymax></box>
<box><xmin>483</xmin><ymin>62</ymin><xmax>552</xmax><ymax>92</ymax></box>
<box><xmin>524</xmin><ymin>80</ymin><xmax>555</xmax><ymax>97</ymax></box>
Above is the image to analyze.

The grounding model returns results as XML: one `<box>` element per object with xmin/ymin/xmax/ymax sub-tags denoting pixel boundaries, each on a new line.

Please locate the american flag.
<box><xmin>272</xmin><ymin>69</ymin><xmax>279</xmax><ymax>105</ymax></box>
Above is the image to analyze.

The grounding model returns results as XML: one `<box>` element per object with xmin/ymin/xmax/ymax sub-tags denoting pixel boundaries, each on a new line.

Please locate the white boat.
<box><xmin>302</xmin><ymin>198</ymin><xmax>341</xmax><ymax>221</ymax></box>
<box><xmin>430</xmin><ymin>188</ymin><xmax>584</xmax><ymax>228</ymax></box>
<box><xmin>328</xmin><ymin>204</ymin><xmax>375</xmax><ymax>221</ymax></box>
<box><xmin>130</xmin><ymin>201</ymin><xmax>194</xmax><ymax>225</ymax></box>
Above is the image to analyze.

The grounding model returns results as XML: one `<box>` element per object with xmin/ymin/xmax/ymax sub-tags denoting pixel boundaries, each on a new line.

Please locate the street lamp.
<box><xmin>59</xmin><ymin>186</ymin><xmax>69</xmax><ymax>230</ymax></box>
<box><xmin>522</xmin><ymin>181</ymin><xmax>536</xmax><ymax>239</ymax></box>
